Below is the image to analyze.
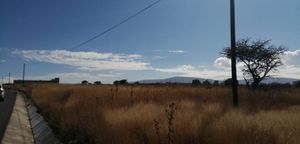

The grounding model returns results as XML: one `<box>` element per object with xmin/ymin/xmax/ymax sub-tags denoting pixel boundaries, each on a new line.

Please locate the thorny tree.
<box><xmin>222</xmin><ymin>39</ymin><xmax>286</xmax><ymax>88</ymax></box>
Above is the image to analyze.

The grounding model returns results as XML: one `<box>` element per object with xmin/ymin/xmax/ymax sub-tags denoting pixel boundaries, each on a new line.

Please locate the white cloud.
<box><xmin>156</xmin><ymin>65</ymin><xmax>231</xmax><ymax>80</ymax></box>
<box><xmin>275</xmin><ymin>50</ymin><xmax>300</xmax><ymax>79</ymax></box>
<box><xmin>13</xmin><ymin>50</ymin><xmax>151</xmax><ymax>71</ymax></box>
<box><xmin>271</xmin><ymin>65</ymin><xmax>300</xmax><ymax>79</ymax></box>
<box><xmin>213</xmin><ymin>57</ymin><xmax>244</xmax><ymax>71</ymax></box>
<box><xmin>12</xmin><ymin>49</ymin><xmax>300</xmax><ymax>82</ymax></box>
<box><xmin>168</xmin><ymin>50</ymin><xmax>186</xmax><ymax>53</ymax></box>
<box><xmin>214</xmin><ymin>57</ymin><xmax>231</xmax><ymax>69</ymax></box>
<box><xmin>282</xmin><ymin>50</ymin><xmax>300</xmax><ymax>66</ymax></box>
<box><xmin>156</xmin><ymin>64</ymin><xmax>195</xmax><ymax>73</ymax></box>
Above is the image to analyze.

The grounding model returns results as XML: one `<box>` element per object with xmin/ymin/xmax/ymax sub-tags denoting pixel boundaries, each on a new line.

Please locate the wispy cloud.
<box><xmin>168</xmin><ymin>50</ymin><xmax>186</xmax><ymax>53</ymax></box>
<box><xmin>155</xmin><ymin>65</ymin><xmax>231</xmax><ymax>80</ymax></box>
<box><xmin>156</xmin><ymin>65</ymin><xmax>195</xmax><ymax>73</ymax></box>
<box><xmin>12</xmin><ymin>49</ymin><xmax>300</xmax><ymax>82</ymax></box>
<box><xmin>13</xmin><ymin>50</ymin><xmax>151</xmax><ymax>71</ymax></box>
<box><xmin>152</xmin><ymin>55</ymin><xmax>167</xmax><ymax>60</ymax></box>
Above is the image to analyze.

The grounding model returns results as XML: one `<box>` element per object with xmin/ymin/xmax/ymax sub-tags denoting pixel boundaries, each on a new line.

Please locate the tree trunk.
<box><xmin>251</xmin><ymin>81</ymin><xmax>259</xmax><ymax>89</ymax></box>
<box><xmin>244</xmin><ymin>78</ymin><xmax>250</xmax><ymax>89</ymax></box>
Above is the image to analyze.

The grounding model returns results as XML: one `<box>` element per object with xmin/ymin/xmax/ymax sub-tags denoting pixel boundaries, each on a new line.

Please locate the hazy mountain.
<box><xmin>256</xmin><ymin>77</ymin><xmax>299</xmax><ymax>84</ymax></box>
<box><xmin>138</xmin><ymin>76</ymin><xmax>299</xmax><ymax>84</ymax></box>
<box><xmin>138</xmin><ymin>76</ymin><xmax>217</xmax><ymax>84</ymax></box>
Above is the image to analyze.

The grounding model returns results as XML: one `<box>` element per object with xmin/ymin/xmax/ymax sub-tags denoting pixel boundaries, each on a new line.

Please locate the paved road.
<box><xmin>0</xmin><ymin>90</ymin><xmax>17</xmax><ymax>141</ymax></box>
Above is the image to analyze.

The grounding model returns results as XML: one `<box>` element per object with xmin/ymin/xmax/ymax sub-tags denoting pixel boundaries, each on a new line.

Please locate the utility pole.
<box><xmin>23</xmin><ymin>63</ymin><xmax>26</xmax><ymax>85</ymax></box>
<box><xmin>230</xmin><ymin>0</ymin><xmax>239</xmax><ymax>107</ymax></box>
<box><xmin>8</xmin><ymin>72</ymin><xmax>11</xmax><ymax>84</ymax></box>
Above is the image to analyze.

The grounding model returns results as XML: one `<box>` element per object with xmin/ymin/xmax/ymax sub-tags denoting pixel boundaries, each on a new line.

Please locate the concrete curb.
<box><xmin>20</xmin><ymin>92</ymin><xmax>61</xmax><ymax>144</ymax></box>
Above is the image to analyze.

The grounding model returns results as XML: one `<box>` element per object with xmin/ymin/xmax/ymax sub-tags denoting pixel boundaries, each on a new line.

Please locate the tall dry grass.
<box><xmin>18</xmin><ymin>84</ymin><xmax>300</xmax><ymax>144</ymax></box>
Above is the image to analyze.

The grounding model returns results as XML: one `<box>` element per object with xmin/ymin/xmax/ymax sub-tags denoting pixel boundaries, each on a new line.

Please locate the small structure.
<box><xmin>13</xmin><ymin>78</ymin><xmax>59</xmax><ymax>84</ymax></box>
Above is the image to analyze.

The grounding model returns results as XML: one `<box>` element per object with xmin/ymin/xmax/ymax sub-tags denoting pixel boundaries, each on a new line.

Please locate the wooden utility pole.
<box><xmin>8</xmin><ymin>72</ymin><xmax>11</xmax><ymax>84</ymax></box>
<box><xmin>230</xmin><ymin>0</ymin><xmax>239</xmax><ymax>107</ymax></box>
<box><xmin>23</xmin><ymin>63</ymin><xmax>26</xmax><ymax>85</ymax></box>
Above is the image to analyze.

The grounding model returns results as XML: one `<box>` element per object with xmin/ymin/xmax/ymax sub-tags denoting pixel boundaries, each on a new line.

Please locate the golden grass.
<box><xmin>18</xmin><ymin>84</ymin><xmax>300</xmax><ymax>144</ymax></box>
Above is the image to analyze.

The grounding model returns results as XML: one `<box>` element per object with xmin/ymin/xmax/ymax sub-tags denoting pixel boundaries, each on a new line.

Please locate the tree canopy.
<box><xmin>192</xmin><ymin>79</ymin><xmax>201</xmax><ymax>85</ymax></box>
<box><xmin>222</xmin><ymin>39</ymin><xmax>286</xmax><ymax>88</ymax></box>
<box><xmin>114</xmin><ymin>79</ymin><xmax>128</xmax><ymax>85</ymax></box>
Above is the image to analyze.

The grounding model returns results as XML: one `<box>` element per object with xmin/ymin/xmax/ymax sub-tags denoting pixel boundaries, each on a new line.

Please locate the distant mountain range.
<box><xmin>253</xmin><ymin>77</ymin><xmax>300</xmax><ymax>84</ymax></box>
<box><xmin>137</xmin><ymin>76</ymin><xmax>299</xmax><ymax>84</ymax></box>
<box><xmin>138</xmin><ymin>77</ymin><xmax>214</xmax><ymax>84</ymax></box>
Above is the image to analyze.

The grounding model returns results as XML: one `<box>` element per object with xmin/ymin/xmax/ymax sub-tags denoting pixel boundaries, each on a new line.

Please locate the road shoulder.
<box><xmin>1</xmin><ymin>93</ymin><xmax>34</xmax><ymax>144</ymax></box>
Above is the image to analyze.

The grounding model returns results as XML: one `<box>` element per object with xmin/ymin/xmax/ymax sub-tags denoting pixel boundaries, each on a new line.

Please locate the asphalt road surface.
<box><xmin>0</xmin><ymin>90</ymin><xmax>17</xmax><ymax>141</ymax></box>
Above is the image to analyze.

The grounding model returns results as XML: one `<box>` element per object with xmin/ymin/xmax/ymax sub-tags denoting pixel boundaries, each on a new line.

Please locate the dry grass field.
<box><xmin>19</xmin><ymin>84</ymin><xmax>300</xmax><ymax>144</ymax></box>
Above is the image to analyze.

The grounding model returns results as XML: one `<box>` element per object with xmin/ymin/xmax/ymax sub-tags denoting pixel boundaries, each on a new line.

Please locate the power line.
<box><xmin>71</xmin><ymin>0</ymin><xmax>162</xmax><ymax>50</ymax></box>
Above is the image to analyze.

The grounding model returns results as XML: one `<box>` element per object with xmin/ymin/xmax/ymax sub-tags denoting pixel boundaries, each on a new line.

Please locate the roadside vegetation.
<box><xmin>18</xmin><ymin>84</ymin><xmax>300</xmax><ymax>144</ymax></box>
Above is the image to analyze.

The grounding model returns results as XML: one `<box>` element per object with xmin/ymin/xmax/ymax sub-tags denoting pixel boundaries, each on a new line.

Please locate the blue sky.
<box><xmin>1</xmin><ymin>0</ymin><xmax>300</xmax><ymax>83</ymax></box>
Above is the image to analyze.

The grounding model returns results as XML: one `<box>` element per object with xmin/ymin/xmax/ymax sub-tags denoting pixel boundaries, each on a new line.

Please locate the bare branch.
<box><xmin>221</xmin><ymin>38</ymin><xmax>286</xmax><ymax>88</ymax></box>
